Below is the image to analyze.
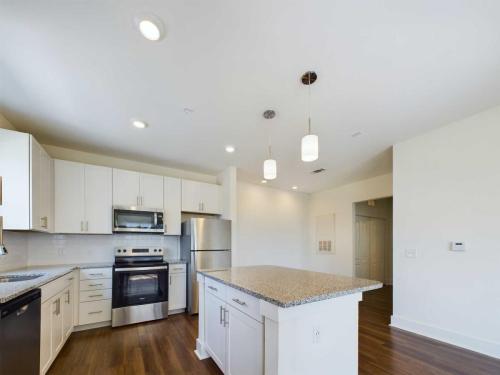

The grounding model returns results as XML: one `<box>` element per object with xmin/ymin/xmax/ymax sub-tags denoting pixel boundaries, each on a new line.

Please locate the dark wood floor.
<box><xmin>49</xmin><ymin>287</ymin><xmax>500</xmax><ymax>375</ymax></box>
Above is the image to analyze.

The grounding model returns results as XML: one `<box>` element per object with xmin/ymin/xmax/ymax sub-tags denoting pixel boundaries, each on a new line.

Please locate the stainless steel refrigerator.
<box><xmin>181</xmin><ymin>218</ymin><xmax>231</xmax><ymax>314</ymax></box>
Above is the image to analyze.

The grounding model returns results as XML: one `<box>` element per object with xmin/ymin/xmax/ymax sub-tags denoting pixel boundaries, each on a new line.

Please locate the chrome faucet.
<box><xmin>0</xmin><ymin>177</ymin><xmax>7</xmax><ymax>256</ymax></box>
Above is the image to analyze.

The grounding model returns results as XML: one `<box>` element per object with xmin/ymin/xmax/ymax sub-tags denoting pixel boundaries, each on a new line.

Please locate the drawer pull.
<box><xmin>208</xmin><ymin>286</ymin><xmax>218</xmax><ymax>292</ymax></box>
<box><xmin>89</xmin><ymin>273</ymin><xmax>104</xmax><ymax>276</ymax></box>
<box><xmin>88</xmin><ymin>294</ymin><xmax>103</xmax><ymax>298</ymax></box>
<box><xmin>88</xmin><ymin>283</ymin><xmax>103</xmax><ymax>287</ymax></box>
<box><xmin>173</xmin><ymin>267</ymin><xmax>184</xmax><ymax>271</ymax></box>
<box><xmin>88</xmin><ymin>310</ymin><xmax>103</xmax><ymax>315</ymax></box>
<box><xmin>67</xmin><ymin>277</ymin><xmax>74</xmax><ymax>281</ymax></box>
<box><xmin>232</xmin><ymin>298</ymin><xmax>247</xmax><ymax>306</ymax></box>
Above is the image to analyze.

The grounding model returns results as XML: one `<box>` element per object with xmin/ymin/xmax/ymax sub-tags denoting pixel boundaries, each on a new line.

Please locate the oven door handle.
<box><xmin>114</xmin><ymin>266</ymin><xmax>168</xmax><ymax>272</ymax></box>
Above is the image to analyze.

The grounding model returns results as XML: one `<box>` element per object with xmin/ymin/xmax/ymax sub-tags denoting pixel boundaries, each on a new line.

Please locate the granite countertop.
<box><xmin>199</xmin><ymin>266</ymin><xmax>383</xmax><ymax>308</ymax></box>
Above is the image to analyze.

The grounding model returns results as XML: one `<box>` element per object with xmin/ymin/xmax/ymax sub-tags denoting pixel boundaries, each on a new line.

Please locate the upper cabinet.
<box><xmin>112</xmin><ymin>169</ymin><xmax>163</xmax><ymax>209</ymax></box>
<box><xmin>54</xmin><ymin>160</ymin><xmax>112</xmax><ymax>234</ymax></box>
<box><xmin>0</xmin><ymin>129</ymin><xmax>53</xmax><ymax>231</ymax></box>
<box><xmin>181</xmin><ymin>180</ymin><xmax>221</xmax><ymax>214</ymax></box>
<box><xmin>164</xmin><ymin>176</ymin><xmax>181</xmax><ymax>235</ymax></box>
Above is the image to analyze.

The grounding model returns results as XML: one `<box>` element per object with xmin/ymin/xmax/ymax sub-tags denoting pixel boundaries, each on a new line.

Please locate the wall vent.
<box><xmin>311</xmin><ymin>168</ymin><xmax>326</xmax><ymax>174</ymax></box>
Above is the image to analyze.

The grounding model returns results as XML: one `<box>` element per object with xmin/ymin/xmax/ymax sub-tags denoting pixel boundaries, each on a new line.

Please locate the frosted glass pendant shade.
<box><xmin>263</xmin><ymin>159</ymin><xmax>277</xmax><ymax>180</ymax></box>
<box><xmin>301</xmin><ymin>134</ymin><xmax>319</xmax><ymax>162</ymax></box>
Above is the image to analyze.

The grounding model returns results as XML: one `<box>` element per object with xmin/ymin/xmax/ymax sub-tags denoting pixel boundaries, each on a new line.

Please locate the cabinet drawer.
<box><xmin>41</xmin><ymin>272</ymin><xmax>72</xmax><ymax>303</ymax></box>
<box><xmin>227</xmin><ymin>286</ymin><xmax>262</xmax><ymax>322</ymax></box>
<box><xmin>205</xmin><ymin>277</ymin><xmax>226</xmax><ymax>300</ymax></box>
<box><xmin>80</xmin><ymin>268</ymin><xmax>112</xmax><ymax>280</ymax></box>
<box><xmin>79</xmin><ymin>300</ymin><xmax>111</xmax><ymax>325</ymax></box>
<box><xmin>80</xmin><ymin>278</ymin><xmax>112</xmax><ymax>291</ymax></box>
<box><xmin>169</xmin><ymin>264</ymin><xmax>186</xmax><ymax>274</ymax></box>
<box><xmin>79</xmin><ymin>289</ymin><xmax>112</xmax><ymax>303</ymax></box>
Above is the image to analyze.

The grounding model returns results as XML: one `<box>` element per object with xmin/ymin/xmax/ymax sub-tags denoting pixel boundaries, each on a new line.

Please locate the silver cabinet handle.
<box><xmin>88</xmin><ymin>294</ymin><xmax>103</xmax><ymax>298</ymax></box>
<box><xmin>220</xmin><ymin>305</ymin><xmax>223</xmax><ymax>325</ymax></box>
<box><xmin>169</xmin><ymin>275</ymin><xmax>172</xmax><ymax>285</ymax></box>
<box><xmin>172</xmin><ymin>267</ymin><xmax>184</xmax><ymax>271</ymax></box>
<box><xmin>89</xmin><ymin>273</ymin><xmax>104</xmax><ymax>276</ymax></box>
<box><xmin>40</xmin><ymin>216</ymin><xmax>48</xmax><ymax>229</ymax></box>
<box><xmin>88</xmin><ymin>283</ymin><xmax>103</xmax><ymax>287</ymax></box>
<box><xmin>224</xmin><ymin>307</ymin><xmax>229</xmax><ymax>327</ymax></box>
<box><xmin>66</xmin><ymin>290</ymin><xmax>71</xmax><ymax>304</ymax></box>
<box><xmin>232</xmin><ymin>298</ymin><xmax>247</xmax><ymax>306</ymax></box>
<box><xmin>85</xmin><ymin>221</ymin><xmax>89</xmax><ymax>232</ymax></box>
<box><xmin>80</xmin><ymin>221</ymin><xmax>84</xmax><ymax>232</ymax></box>
<box><xmin>207</xmin><ymin>285</ymin><xmax>218</xmax><ymax>292</ymax></box>
<box><xmin>88</xmin><ymin>310</ymin><xmax>102</xmax><ymax>315</ymax></box>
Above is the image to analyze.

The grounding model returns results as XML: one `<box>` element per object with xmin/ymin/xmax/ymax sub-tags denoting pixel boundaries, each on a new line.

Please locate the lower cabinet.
<box><xmin>205</xmin><ymin>285</ymin><xmax>264</xmax><ymax>375</ymax></box>
<box><xmin>168</xmin><ymin>264</ymin><xmax>187</xmax><ymax>313</ymax></box>
<box><xmin>40</xmin><ymin>272</ymin><xmax>76</xmax><ymax>375</ymax></box>
<box><xmin>78</xmin><ymin>267</ymin><xmax>112</xmax><ymax>326</ymax></box>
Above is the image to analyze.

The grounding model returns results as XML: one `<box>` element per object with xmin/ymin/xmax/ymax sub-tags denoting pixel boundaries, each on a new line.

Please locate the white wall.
<box><xmin>307</xmin><ymin>174</ymin><xmax>393</xmax><ymax>276</ymax></box>
<box><xmin>27</xmin><ymin>233</ymin><xmax>179</xmax><ymax>266</ymax></box>
<box><xmin>236</xmin><ymin>182</ymin><xmax>310</xmax><ymax>269</ymax></box>
<box><xmin>392</xmin><ymin>105</ymin><xmax>500</xmax><ymax>359</ymax></box>
<box><xmin>0</xmin><ymin>232</ymin><xmax>29</xmax><ymax>271</ymax></box>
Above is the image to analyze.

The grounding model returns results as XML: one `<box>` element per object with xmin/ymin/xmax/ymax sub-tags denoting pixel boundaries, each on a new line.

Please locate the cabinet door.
<box><xmin>40</xmin><ymin>300</ymin><xmax>52</xmax><ymax>374</ymax></box>
<box><xmin>164</xmin><ymin>176</ymin><xmax>181</xmax><ymax>235</ymax></box>
<box><xmin>85</xmin><ymin>164</ymin><xmax>112</xmax><ymax>233</ymax></box>
<box><xmin>54</xmin><ymin>160</ymin><xmax>85</xmax><ymax>233</ymax></box>
<box><xmin>62</xmin><ymin>286</ymin><xmax>74</xmax><ymax>339</ymax></box>
<box><xmin>112</xmin><ymin>169</ymin><xmax>140</xmax><ymax>207</ymax></box>
<box><xmin>227</xmin><ymin>305</ymin><xmax>264</xmax><ymax>375</ymax></box>
<box><xmin>205</xmin><ymin>292</ymin><xmax>227</xmax><ymax>371</ymax></box>
<box><xmin>181</xmin><ymin>179</ymin><xmax>202</xmax><ymax>213</ymax></box>
<box><xmin>199</xmin><ymin>182</ymin><xmax>221</xmax><ymax>214</ymax></box>
<box><xmin>169</xmin><ymin>272</ymin><xmax>186</xmax><ymax>311</ymax></box>
<box><xmin>140</xmin><ymin>173</ymin><xmax>163</xmax><ymax>208</ymax></box>
<box><xmin>40</xmin><ymin>148</ymin><xmax>54</xmax><ymax>232</ymax></box>
<box><xmin>51</xmin><ymin>296</ymin><xmax>64</xmax><ymax>356</ymax></box>
<box><xmin>30</xmin><ymin>136</ymin><xmax>43</xmax><ymax>231</ymax></box>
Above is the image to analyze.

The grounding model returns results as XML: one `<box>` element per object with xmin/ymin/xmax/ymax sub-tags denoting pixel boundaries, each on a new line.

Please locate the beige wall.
<box><xmin>307</xmin><ymin>173</ymin><xmax>393</xmax><ymax>276</ymax></box>
<box><xmin>44</xmin><ymin>144</ymin><xmax>216</xmax><ymax>183</ymax></box>
<box><xmin>0</xmin><ymin>113</ymin><xmax>16</xmax><ymax>130</ymax></box>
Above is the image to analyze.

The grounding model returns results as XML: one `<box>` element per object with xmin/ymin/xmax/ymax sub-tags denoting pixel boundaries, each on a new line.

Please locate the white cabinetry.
<box><xmin>54</xmin><ymin>160</ymin><xmax>112</xmax><ymax>234</ymax></box>
<box><xmin>0</xmin><ymin>129</ymin><xmax>53</xmax><ymax>231</ymax></box>
<box><xmin>203</xmin><ymin>280</ymin><xmax>263</xmax><ymax>374</ymax></box>
<box><xmin>168</xmin><ymin>264</ymin><xmax>186</xmax><ymax>312</ymax></box>
<box><xmin>113</xmin><ymin>169</ymin><xmax>163</xmax><ymax>208</ymax></box>
<box><xmin>181</xmin><ymin>180</ymin><xmax>221</xmax><ymax>214</ymax></box>
<box><xmin>164</xmin><ymin>176</ymin><xmax>181</xmax><ymax>235</ymax></box>
<box><xmin>40</xmin><ymin>272</ymin><xmax>76</xmax><ymax>375</ymax></box>
<box><xmin>78</xmin><ymin>268</ymin><xmax>112</xmax><ymax>326</ymax></box>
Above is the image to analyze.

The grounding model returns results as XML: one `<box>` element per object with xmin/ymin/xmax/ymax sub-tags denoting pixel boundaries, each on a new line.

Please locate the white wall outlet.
<box><xmin>312</xmin><ymin>327</ymin><xmax>321</xmax><ymax>344</ymax></box>
<box><xmin>405</xmin><ymin>249</ymin><xmax>417</xmax><ymax>258</ymax></box>
<box><xmin>450</xmin><ymin>241</ymin><xmax>466</xmax><ymax>251</ymax></box>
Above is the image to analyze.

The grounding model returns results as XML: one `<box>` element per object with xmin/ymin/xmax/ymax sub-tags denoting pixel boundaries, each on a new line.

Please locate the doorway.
<box><xmin>354</xmin><ymin>197</ymin><xmax>393</xmax><ymax>285</ymax></box>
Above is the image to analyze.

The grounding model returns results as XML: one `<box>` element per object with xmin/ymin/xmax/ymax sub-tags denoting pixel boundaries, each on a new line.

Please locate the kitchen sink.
<box><xmin>0</xmin><ymin>274</ymin><xmax>44</xmax><ymax>283</ymax></box>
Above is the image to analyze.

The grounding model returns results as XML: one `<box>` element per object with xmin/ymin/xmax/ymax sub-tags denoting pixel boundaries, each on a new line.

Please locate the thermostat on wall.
<box><xmin>450</xmin><ymin>241</ymin><xmax>466</xmax><ymax>251</ymax></box>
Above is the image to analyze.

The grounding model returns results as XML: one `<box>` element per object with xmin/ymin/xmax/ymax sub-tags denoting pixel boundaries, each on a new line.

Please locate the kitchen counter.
<box><xmin>0</xmin><ymin>263</ymin><xmax>113</xmax><ymax>304</ymax></box>
<box><xmin>199</xmin><ymin>265</ymin><xmax>382</xmax><ymax>308</ymax></box>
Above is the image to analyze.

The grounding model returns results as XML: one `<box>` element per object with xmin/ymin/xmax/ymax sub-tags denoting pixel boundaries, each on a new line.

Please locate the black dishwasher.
<box><xmin>0</xmin><ymin>288</ymin><xmax>41</xmax><ymax>374</ymax></box>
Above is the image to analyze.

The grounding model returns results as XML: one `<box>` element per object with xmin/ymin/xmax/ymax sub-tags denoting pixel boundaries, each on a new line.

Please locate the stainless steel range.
<box><xmin>112</xmin><ymin>247</ymin><xmax>169</xmax><ymax>327</ymax></box>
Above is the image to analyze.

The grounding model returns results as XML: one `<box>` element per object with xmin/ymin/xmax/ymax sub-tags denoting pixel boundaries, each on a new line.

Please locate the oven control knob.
<box><xmin>117</xmin><ymin>249</ymin><xmax>121</xmax><ymax>253</ymax></box>
<box><xmin>123</xmin><ymin>249</ymin><xmax>127</xmax><ymax>253</ymax></box>
<box><xmin>159</xmin><ymin>249</ymin><xmax>162</xmax><ymax>252</ymax></box>
<box><xmin>154</xmin><ymin>249</ymin><xmax>157</xmax><ymax>252</ymax></box>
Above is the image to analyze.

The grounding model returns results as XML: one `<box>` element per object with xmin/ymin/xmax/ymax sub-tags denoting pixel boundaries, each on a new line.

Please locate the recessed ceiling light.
<box><xmin>225</xmin><ymin>145</ymin><xmax>235</xmax><ymax>153</ymax></box>
<box><xmin>132</xmin><ymin>119</ymin><xmax>148</xmax><ymax>129</ymax></box>
<box><xmin>261</xmin><ymin>180</ymin><xmax>267</xmax><ymax>184</ymax></box>
<box><xmin>351</xmin><ymin>131</ymin><xmax>363</xmax><ymax>138</ymax></box>
<box><xmin>292</xmin><ymin>186</ymin><xmax>298</xmax><ymax>190</ymax></box>
<box><xmin>135</xmin><ymin>16</ymin><xmax>164</xmax><ymax>41</ymax></box>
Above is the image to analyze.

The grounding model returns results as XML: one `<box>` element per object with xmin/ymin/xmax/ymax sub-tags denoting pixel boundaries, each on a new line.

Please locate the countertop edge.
<box><xmin>199</xmin><ymin>271</ymin><xmax>383</xmax><ymax>308</ymax></box>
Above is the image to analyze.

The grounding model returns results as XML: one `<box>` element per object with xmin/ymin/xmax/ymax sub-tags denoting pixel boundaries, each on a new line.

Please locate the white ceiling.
<box><xmin>2</xmin><ymin>1</ymin><xmax>500</xmax><ymax>192</ymax></box>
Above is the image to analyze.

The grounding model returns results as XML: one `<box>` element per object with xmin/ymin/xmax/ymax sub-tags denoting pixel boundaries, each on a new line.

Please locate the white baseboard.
<box><xmin>391</xmin><ymin>315</ymin><xmax>500</xmax><ymax>359</ymax></box>
<box><xmin>74</xmin><ymin>320</ymin><xmax>111</xmax><ymax>332</ymax></box>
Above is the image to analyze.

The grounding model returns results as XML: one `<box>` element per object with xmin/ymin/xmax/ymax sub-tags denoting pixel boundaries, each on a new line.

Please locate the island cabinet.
<box><xmin>196</xmin><ymin>266</ymin><xmax>381</xmax><ymax>375</ymax></box>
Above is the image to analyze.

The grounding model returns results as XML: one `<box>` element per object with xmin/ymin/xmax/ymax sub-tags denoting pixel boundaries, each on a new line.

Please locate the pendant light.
<box><xmin>263</xmin><ymin>110</ymin><xmax>277</xmax><ymax>180</ymax></box>
<box><xmin>301</xmin><ymin>71</ymin><xmax>319</xmax><ymax>162</ymax></box>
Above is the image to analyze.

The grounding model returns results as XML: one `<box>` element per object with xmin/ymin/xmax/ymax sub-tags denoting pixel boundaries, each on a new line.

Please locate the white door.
<box><xmin>40</xmin><ymin>148</ymin><xmax>53</xmax><ymax>232</ymax></box>
<box><xmin>51</xmin><ymin>296</ymin><xmax>64</xmax><ymax>356</ymax></box>
<box><xmin>85</xmin><ymin>164</ymin><xmax>112</xmax><ymax>233</ymax></box>
<box><xmin>112</xmin><ymin>169</ymin><xmax>140</xmax><ymax>207</ymax></box>
<box><xmin>205</xmin><ymin>292</ymin><xmax>227</xmax><ymax>371</ymax></box>
<box><xmin>40</xmin><ymin>300</ymin><xmax>52</xmax><ymax>374</ymax></box>
<box><xmin>164</xmin><ymin>176</ymin><xmax>181</xmax><ymax>235</ymax></box>
<box><xmin>54</xmin><ymin>160</ymin><xmax>85</xmax><ymax>233</ymax></box>
<box><xmin>355</xmin><ymin>216</ymin><xmax>386</xmax><ymax>283</ymax></box>
<box><xmin>226</xmin><ymin>305</ymin><xmax>264</xmax><ymax>375</ymax></box>
<box><xmin>169</xmin><ymin>272</ymin><xmax>186</xmax><ymax>311</ymax></box>
<box><xmin>30</xmin><ymin>136</ymin><xmax>43</xmax><ymax>231</ymax></box>
<box><xmin>62</xmin><ymin>286</ymin><xmax>74</xmax><ymax>339</ymax></box>
<box><xmin>181</xmin><ymin>179</ymin><xmax>201</xmax><ymax>213</ymax></box>
<box><xmin>199</xmin><ymin>182</ymin><xmax>221</xmax><ymax>214</ymax></box>
<box><xmin>140</xmin><ymin>173</ymin><xmax>163</xmax><ymax>208</ymax></box>
<box><xmin>355</xmin><ymin>216</ymin><xmax>370</xmax><ymax>279</ymax></box>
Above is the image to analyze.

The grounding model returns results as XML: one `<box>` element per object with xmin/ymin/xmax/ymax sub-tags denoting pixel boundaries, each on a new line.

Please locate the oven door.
<box><xmin>112</xmin><ymin>266</ymin><xmax>168</xmax><ymax>308</ymax></box>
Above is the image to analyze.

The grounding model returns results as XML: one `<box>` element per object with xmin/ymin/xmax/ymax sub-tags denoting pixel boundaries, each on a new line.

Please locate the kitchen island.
<box><xmin>195</xmin><ymin>266</ymin><xmax>382</xmax><ymax>375</ymax></box>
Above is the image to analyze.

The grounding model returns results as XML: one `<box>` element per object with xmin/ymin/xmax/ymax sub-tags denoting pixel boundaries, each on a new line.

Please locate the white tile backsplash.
<box><xmin>27</xmin><ymin>233</ymin><xmax>180</xmax><ymax>266</ymax></box>
<box><xmin>0</xmin><ymin>232</ymin><xmax>29</xmax><ymax>272</ymax></box>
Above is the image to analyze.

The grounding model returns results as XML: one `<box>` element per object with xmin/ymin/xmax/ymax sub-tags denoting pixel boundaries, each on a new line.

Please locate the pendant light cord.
<box><xmin>308</xmin><ymin>71</ymin><xmax>312</xmax><ymax>135</ymax></box>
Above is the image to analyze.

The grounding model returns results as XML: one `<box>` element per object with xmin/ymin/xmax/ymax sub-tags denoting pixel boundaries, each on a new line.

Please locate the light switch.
<box><xmin>450</xmin><ymin>241</ymin><xmax>466</xmax><ymax>251</ymax></box>
<box><xmin>405</xmin><ymin>249</ymin><xmax>417</xmax><ymax>258</ymax></box>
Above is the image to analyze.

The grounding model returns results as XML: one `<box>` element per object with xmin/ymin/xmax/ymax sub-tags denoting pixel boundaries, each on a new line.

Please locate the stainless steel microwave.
<box><xmin>112</xmin><ymin>206</ymin><xmax>164</xmax><ymax>233</ymax></box>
